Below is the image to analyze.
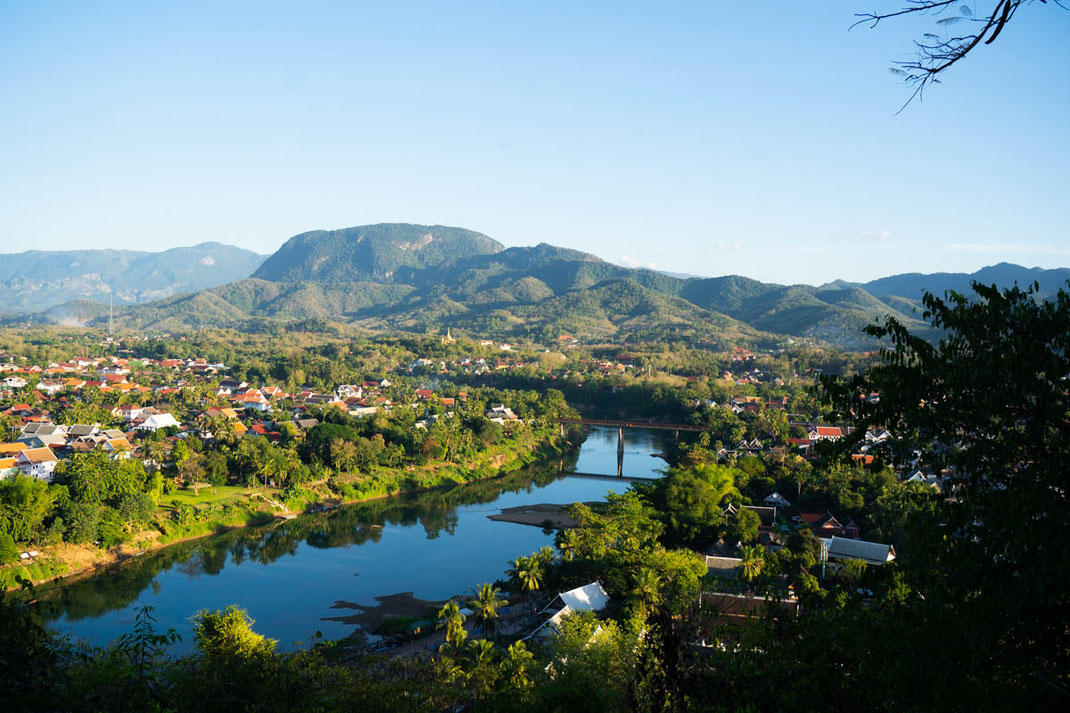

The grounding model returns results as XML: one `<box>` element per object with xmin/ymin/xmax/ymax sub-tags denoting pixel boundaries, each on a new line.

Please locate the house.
<box><xmin>37</xmin><ymin>379</ymin><xmax>66</xmax><ymax>395</ymax></box>
<box><xmin>794</xmin><ymin>512</ymin><xmax>860</xmax><ymax>539</ymax></box>
<box><xmin>723</xmin><ymin>504</ymin><xmax>776</xmax><ymax>528</ymax></box>
<box><xmin>705</xmin><ymin>555</ymin><xmax>743</xmax><ymax>579</ymax></box>
<box><xmin>763</xmin><ymin>492</ymin><xmax>791</xmax><ymax>508</ymax></box>
<box><xmin>0</xmin><ymin>442</ymin><xmax>29</xmax><ymax>457</ymax></box>
<box><xmin>0</xmin><ymin>457</ymin><xmax>18</xmax><ymax>479</ymax></box>
<box><xmin>101</xmin><ymin>437</ymin><xmax>133</xmax><ymax>459</ymax></box>
<box><xmin>807</xmin><ymin>425</ymin><xmax>843</xmax><ymax>441</ymax></box>
<box><xmin>113</xmin><ymin>404</ymin><xmax>145</xmax><ymax>421</ymax></box>
<box><xmin>137</xmin><ymin>413</ymin><xmax>180</xmax><ymax>432</ymax></box>
<box><xmin>16</xmin><ymin>447</ymin><xmax>58</xmax><ymax>481</ymax></box>
<box><xmin>3</xmin><ymin>376</ymin><xmax>28</xmax><ymax>389</ymax></box>
<box><xmin>216</xmin><ymin>379</ymin><xmax>249</xmax><ymax>396</ymax></box>
<box><xmin>528</xmin><ymin>582</ymin><xmax>610</xmax><ymax>639</ymax></box>
<box><xmin>734</xmin><ymin>438</ymin><xmax>764</xmax><ymax>452</ymax></box>
<box><xmin>821</xmin><ymin>536</ymin><xmax>896</xmax><ymax>566</ymax></box>
<box><xmin>67</xmin><ymin>424</ymin><xmax>100</xmax><ymax>440</ymax></box>
<box><xmin>865</xmin><ymin>428</ymin><xmax>892</xmax><ymax>443</ymax></box>
<box><xmin>17</xmin><ymin>423</ymin><xmax>68</xmax><ymax>448</ymax></box>
<box><xmin>486</xmin><ymin>405</ymin><xmax>518</xmax><ymax>424</ymax></box>
<box><xmin>349</xmin><ymin>406</ymin><xmax>379</xmax><ymax>418</ymax></box>
<box><xmin>236</xmin><ymin>390</ymin><xmax>272</xmax><ymax>412</ymax></box>
<box><xmin>698</xmin><ymin>592</ymin><xmax>799</xmax><ymax>632</ymax></box>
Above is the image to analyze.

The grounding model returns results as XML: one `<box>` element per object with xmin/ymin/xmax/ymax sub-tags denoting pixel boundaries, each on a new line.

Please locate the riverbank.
<box><xmin>3</xmin><ymin>430</ymin><xmax>575</xmax><ymax>592</ymax></box>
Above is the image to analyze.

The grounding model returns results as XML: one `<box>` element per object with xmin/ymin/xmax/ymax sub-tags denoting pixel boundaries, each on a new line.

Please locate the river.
<box><xmin>39</xmin><ymin>426</ymin><xmax>673</xmax><ymax>651</ymax></box>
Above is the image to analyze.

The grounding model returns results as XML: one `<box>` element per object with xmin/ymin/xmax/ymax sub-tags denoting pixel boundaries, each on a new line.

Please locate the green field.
<box><xmin>157</xmin><ymin>486</ymin><xmax>270</xmax><ymax>511</ymax></box>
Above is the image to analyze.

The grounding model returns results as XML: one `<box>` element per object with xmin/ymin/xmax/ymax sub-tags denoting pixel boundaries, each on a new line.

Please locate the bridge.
<box><xmin>559</xmin><ymin>471</ymin><xmax>655</xmax><ymax>484</ymax></box>
<box><xmin>553</xmin><ymin>417</ymin><xmax>702</xmax><ymax>477</ymax></box>
<box><xmin>553</xmin><ymin>417</ymin><xmax>705</xmax><ymax>433</ymax></box>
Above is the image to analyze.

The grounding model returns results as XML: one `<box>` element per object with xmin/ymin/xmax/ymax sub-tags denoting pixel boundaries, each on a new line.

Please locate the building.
<box><xmin>137</xmin><ymin>413</ymin><xmax>181</xmax><ymax>432</ymax></box>
<box><xmin>820</xmin><ymin>536</ymin><xmax>896</xmax><ymax>566</ymax></box>
<box><xmin>528</xmin><ymin>582</ymin><xmax>610</xmax><ymax>639</ymax></box>
<box><xmin>16</xmin><ymin>447</ymin><xmax>58</xmax><ymax>481</ymax></box>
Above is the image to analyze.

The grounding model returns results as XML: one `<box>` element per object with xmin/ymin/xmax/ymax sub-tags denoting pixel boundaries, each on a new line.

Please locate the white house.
<box><xmin>137</xmin><ymin>413</ymin><xmax>181</xmax><ymax>432</ymax></box>
<box><xmin>529</xmin><ymin>582</ymin><xmax>610</xmax><ymax>639</ymax></box>
<box><xmin>16</xmin><ymin>447</ymin><xmax>58</xmax><ymax>481</ymax></box>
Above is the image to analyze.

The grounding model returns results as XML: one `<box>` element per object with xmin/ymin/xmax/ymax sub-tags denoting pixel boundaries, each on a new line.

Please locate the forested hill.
<box><xmin>252</xmin><ymin>223</ymin><xmax>505</xmax><ymax>283</ymax></box>
<box><xmin>0</xmin><ymin>243</ymin><xmax>266</xmax><ymax>314</ymax></box>
<box><xmin>11</xmin><ymin>223</ymin><xmax>1068</xmax><ymax>349</ymax></box>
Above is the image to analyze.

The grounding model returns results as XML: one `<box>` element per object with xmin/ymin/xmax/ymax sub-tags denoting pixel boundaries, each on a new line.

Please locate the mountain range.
<box><xmin>8</xmin><ymin>223</ymin><xmax>1069</xmax><ymax>350</ymax></box>
<box><xmin>0</xmin><ymin>243</ymin><xmax>266</xmax><ymax>314</ymax></box>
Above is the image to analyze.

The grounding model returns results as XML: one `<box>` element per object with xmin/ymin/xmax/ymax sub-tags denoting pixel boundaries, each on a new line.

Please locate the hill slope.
<box><xmin>252</xmin><ymin>223</ymin><xmax>504</xmax><ymax>283</ymax></box>
<box><xmin>15</xmin><ymin>224</ymin><xmax>1070</xmax><ymax>349</ymax></box>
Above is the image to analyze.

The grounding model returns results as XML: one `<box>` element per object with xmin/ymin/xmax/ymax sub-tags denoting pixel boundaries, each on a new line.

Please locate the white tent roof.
<box><xmin>528</xmin><ymin>605</ymin><xmax>574</xmax><ymax>639</ymax></box>
<box><xmin>558</xmin><ymin>581</ymin><xmax>609</xmax><ymax>613</ymax></box>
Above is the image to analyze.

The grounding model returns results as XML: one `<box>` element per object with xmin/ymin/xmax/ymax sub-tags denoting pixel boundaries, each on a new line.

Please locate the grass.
<box><xmin>157</xmin><ymin>485</ymin><xmax>266</xmax><ymax>511</ymax></box>
<box><xmin>0</xmin><ymin>557</ymin><xmax>68</xmax><ymax>590</ymax></box>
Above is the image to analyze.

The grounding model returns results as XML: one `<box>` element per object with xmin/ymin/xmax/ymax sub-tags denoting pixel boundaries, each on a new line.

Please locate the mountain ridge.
<box><xmin>0</xmin><ymin>242</ymin><xmax>267</xmax><ymax>314</ymax></box>
<box><xmin>7</xmin><ymin>224</ymin><xmax>1068</xmax><ymax>349</ymax></box>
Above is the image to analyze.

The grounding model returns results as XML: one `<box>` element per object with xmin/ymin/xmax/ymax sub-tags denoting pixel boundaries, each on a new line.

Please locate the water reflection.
<box><xmin>39</xmin><ymin>431</ymin><xmax>667</xmax><ymax>651</ymax></box>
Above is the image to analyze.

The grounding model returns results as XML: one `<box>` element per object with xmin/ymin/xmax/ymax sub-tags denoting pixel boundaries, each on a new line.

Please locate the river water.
<box><xmin>40</xmin><ymin>426</ymin><xmax>672</xmax><ymax>651</ymax></box>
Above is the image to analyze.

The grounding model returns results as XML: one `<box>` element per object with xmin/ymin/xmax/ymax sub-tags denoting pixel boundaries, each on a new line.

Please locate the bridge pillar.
<box><xmin>617</xmin><ymin>427</ymin><xmax>624</xmax><ymax>477</ymax></box>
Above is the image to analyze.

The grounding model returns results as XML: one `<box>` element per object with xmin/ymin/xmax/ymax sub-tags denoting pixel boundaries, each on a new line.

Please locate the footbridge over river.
<box><xmin>554</xmin><ymin>417</ymin><xmax>703</xmax><ymax>478</ymax></box>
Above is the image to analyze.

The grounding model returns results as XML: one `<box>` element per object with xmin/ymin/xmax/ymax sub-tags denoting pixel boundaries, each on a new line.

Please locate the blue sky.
<box><xmin>1</xmin><ymin>1</ymin><xmax>1067</xmax><ymax>284</ymax></box>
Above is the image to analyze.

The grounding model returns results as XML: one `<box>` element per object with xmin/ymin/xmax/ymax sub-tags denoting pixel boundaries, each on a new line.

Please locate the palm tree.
<box><xmin>467</xmin><ymin>583</ymin><xmax>508</xmax><ymax>639</ymax></box>
<box><xmin>436</xmin><ymin>600</ymin><xmax>467</xmax><ymax>645</ymax></box>
<box><xmin>500</xmin><ymin>641</ymin><xmax>536</xmax><ymax>692</ymax></box>
<box><xmin>557</xmin><ymin>529</ymin><xmax>580</xmax><ymax>561</ymax></box>
<box><xmin>534</xmin><ymin>545</ymin><xmax>556</xmax><ymax>568</ymax></box>
<box><xmin>632</xmin><ymin>567</ymin><xmax>663</xmax><ymax>620</ymax></box>
<box><xmin>741</xmin><ymin>544</ymin><xmax>765</xmax><ymax>583</ymax></box>
<box><xmin>515</xmin><ymin>557</ymin><xmax>543</xmax><ymax>596</ymax></box>
<box><xmin>508</xmin><ymin>555</ymin><xmax>544</xmax><ymax>613</ymax></box>
<box><xmin>466</xmin><ymin>638</ymin><xmax>498</xmax><ymax>695</ymax></box>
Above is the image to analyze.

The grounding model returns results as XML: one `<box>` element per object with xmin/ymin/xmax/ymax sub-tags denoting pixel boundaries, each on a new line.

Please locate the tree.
<box><xmin>855</xmin><ymin>1</ymin><xmax>1062</xmax><ymax>108</ymax></box>
<box><xmin>740</xmin><ymin>544</ymin><xmax>765</xmax><ymax>583</ymax></box>
<box><xmin>0</xmin><ymin>532</ymin><xmax>17</xmax><ymax>564</ymax></box>
<box><xmin>203</xmin><ymin>451</ymin><xmax>228</xmax><ymax>487</ymax></box>
<box><xmin>499</xmin><ymin>640</ymin><xmax>536</xmax><ymax>695</ymax></box>
<box><xmin>508</xmin><ymin>555</ymin><xmax>544</xmax><ymax>600</ymax></box>
<box><xmin>0</xmin><ymin>476</ymin><xmax>56</xmax><ymax>543</ymax></box>
<box><xmin>64</xmin><ymin>501</ymin><xmax>100</xmax><ymax>544</ymax></box>
<box><xmin>631</xmin><ymin>567</ymin><xmax>663</xmax><ymax>620</ymax></box>
<box><xmin>725</xmin><ymin>505</ymin><xmax>761</xmax><ymax>545</ymax></box>
<box><xmin>557</xmin><ymin>528</ymin><xmax>580</xmax><ymax>561</ymax></box>
<box><xmin>467</xmin><ymin>583</ymin><xmax>508</xmax><ymax>639</ymax></box>
<box><xmin>820</xmin><ymin>282</ymin><xmax>1070</xmax><ymax>703</ymax></box>
<box><xmin>436</xmin><ymin>601</ymin><xmax>467</xmax><ymax>645</ymax></box>
<box><xmin>191</xmin><ymin>606</ymin><xmax>276</xmax><ymax>662</ymax></box>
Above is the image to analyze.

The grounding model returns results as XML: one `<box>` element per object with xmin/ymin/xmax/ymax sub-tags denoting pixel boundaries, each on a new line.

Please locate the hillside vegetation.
<box><xmin>12</xmin><ymin>224</ymin><xmax>1067</xmax><ymax>350</ymax></box>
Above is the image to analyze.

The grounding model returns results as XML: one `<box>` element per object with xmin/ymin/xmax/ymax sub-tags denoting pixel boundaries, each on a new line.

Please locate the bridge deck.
<box><xmin>560</xmin><ymin>471</ymin><xmax>655</xmax><ymax>483</ymax></box>
<box><xmin>554</xmin><ymin>417</ymin><xmax>705</xmax><ymax>432</ymax></box>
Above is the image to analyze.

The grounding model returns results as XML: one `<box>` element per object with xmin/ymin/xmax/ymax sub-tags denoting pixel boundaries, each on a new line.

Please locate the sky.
<box><xmin>1</xmin><ymin>1</ymin><xmax>1067</xmax><ymax>284</ymax></box>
